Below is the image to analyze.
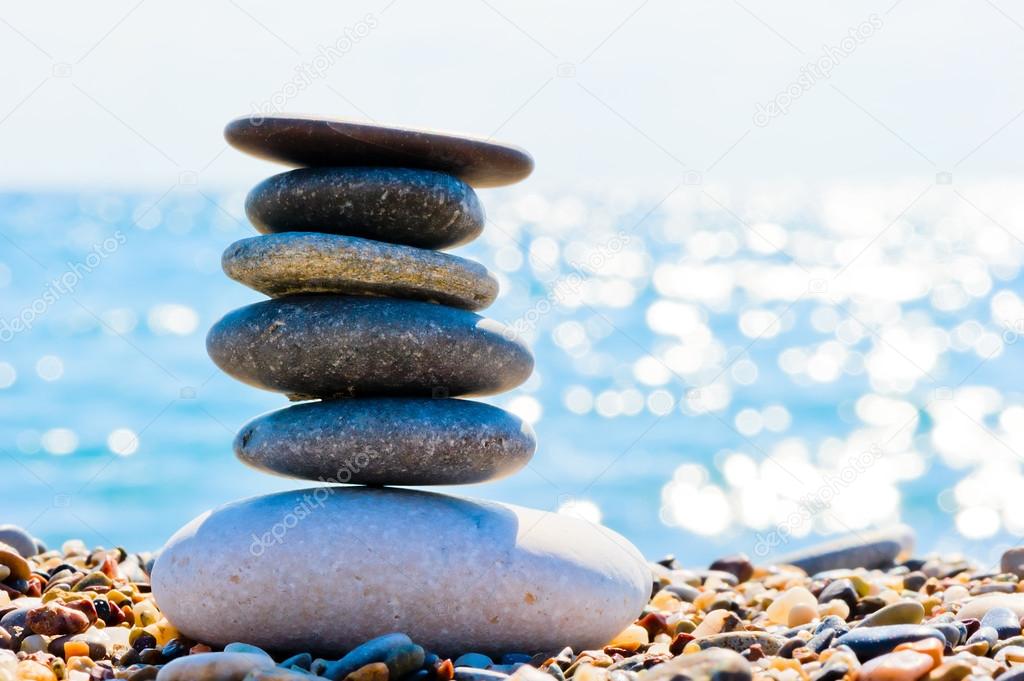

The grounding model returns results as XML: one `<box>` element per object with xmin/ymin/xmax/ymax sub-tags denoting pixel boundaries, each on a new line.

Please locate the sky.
<box><xmin>0</xmin><ymin>0</ymin><xmax>1022</xmax><ymax>191</ymax></box>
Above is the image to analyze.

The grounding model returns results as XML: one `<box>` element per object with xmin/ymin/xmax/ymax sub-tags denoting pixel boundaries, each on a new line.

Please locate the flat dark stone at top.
<box><xmin>224</xmin><ymin>115</ymin><xmax>534</xmax><ymax>188</ymax></box>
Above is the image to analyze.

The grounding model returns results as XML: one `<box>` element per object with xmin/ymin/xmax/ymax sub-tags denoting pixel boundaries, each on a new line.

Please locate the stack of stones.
<box><xmin>152</xmin><ymin>115</ymin><xmax>649</xmax><ymax>657</ymax></box>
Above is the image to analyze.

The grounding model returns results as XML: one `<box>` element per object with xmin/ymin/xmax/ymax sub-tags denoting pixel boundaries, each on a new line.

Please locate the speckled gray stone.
<box><xmin>206</xmin><ymin>295</ymin><xmax>533</xmax><ymax>399</ymax></box>
<box><xmin>152</xmin><ymin>487</ymin><xmax>650</xmax><ymax>656</ymax></box>
<box><xmin>225</xmin><ymin>115</ymin><xmax>534</xmax><ymax>188</ymax></box>
<box><xmin>245</xmin><ymin>167</ymin><xmax>485</xmax><ymax>250</ymax></box>
<box><xmin>234</xmin><ymin>398</ymin><xmax>536</xmax><ymax>485</ymax></box>
<box><xmin>639</xmin><ymin>648</ymin><xmax>751</xmax><ymax>681</ymax></box>
<box><xmin>154</xmin><ymin>652</ymin><xmax>276</xmax><ymax>681</ymax></box>
<box><xmin>222</xmin><ymin>233</ymin><xmax>498</xmax><ymax>311</ymax></box>
<box><xmin>688</xmin><ymin>632</ymin><xmax>787</xmax><ymax>656</ymax></box>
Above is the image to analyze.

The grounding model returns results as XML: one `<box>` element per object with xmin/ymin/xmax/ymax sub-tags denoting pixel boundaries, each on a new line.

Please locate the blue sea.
<box><xmin>2</xmin><ymin>182</ymin><xmax>1022</xmax><ymax>567</ymax></box>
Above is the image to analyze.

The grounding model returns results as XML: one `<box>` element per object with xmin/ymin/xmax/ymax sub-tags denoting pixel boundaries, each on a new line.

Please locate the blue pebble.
<box><xmin>454</xmin><ymin>653</ymin><xmax>494</xmax><ymax>668</ymax></box>
<box><xmin>967</xmin><ymin>625</ymin><xmax>998</xmax><ymax>648</ymax></box>
<box><xmin>815</xmin><ymin>615</ymin><xmax>850</xmax><ymax>637</ymax></box>
<box><xmin>805</xmin><ymin>629</ymin><xmax>835</xmax><ymax>653</ymax></box>
<box><xmin>500</xmin><ymin>653</ymin><xmax>532</xmax><ymax>665</ymax></box>
<box><xmin>981</xmin><ymin>606</ymin><xmax>1022</xmax><ymax>640</ymax></box>
<box><xmin>835</xmin><ymin>625</ymin><xmax>946</xmax><ymax>661</ymax></box>
<box><xmin>929</xmin><ymin>622</ymin><xmax>962</xmax><ymax>647</ymax></box>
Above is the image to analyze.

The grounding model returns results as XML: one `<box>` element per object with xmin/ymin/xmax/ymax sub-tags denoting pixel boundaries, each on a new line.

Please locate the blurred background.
<box><xmin>1</xmin><ymin>1</ymin><xmax>1023</xmax><ymax>564</ymax></box>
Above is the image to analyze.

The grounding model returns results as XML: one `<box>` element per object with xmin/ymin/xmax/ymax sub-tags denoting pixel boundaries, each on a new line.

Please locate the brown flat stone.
<box><xmin>222</xmin><ymin>233</ymin><xmax>498</xmax><ymax>311</ymax></box>
<box><xmin>224</xmin><ymin>115</ymin><xmax>534</xmax><ymax>188</ymax></box>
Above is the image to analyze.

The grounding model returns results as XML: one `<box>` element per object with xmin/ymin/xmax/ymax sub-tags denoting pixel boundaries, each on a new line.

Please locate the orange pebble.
<box><xmin>895</xmin><ymin>637</ymin><xmax>943</xmax><ymax>668</ymax></box>
<box><xmin>860</xmin><ymin>650</ymin><xmax>934</xmax><ymax>681</ymax></box>
<box><xmin>63</xmin><ymin>639</ymin><xmax>91</xmax><ymax>660</ymax></box>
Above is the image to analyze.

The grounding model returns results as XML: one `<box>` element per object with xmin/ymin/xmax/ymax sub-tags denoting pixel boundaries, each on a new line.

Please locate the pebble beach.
<box><xmin>4</xmin><ymin>523</ymin><xmax>1024</xmax><ymax>681</ymax></box>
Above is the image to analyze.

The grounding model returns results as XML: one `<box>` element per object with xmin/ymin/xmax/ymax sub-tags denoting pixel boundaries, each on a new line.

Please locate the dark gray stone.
<box><xmin>834</xmin><ymin>624</ymin><xmax>945</xmax><ymax>661</ymax></box>
<box><xmin>224</xmin><ymin>115</ymin><xmax>534</xmax><ymax>188</ymax></box>
<box><xmin>222</xmin><ymin>233</ymin><xmax>498</xmax><ymax>311</ymax></box>
<box><xmin>245</xmin><ymin>168</ymin><xmax>485</xmax><ymax>250</ymax></box>
<box><xmin>777</xmin><ymin>526</ymin><xmax>913</xmax><ymax>574</ymax></box>
<box><xmin>206</xmin><ymin>295</ymin><xmax>533</xmax><ymax>399</ymax></box>
<box><xmin>818</xmin><ymin>578</ymin><xmax>858</xmax><ymax>611</ymax></box>
<box><xmin>235</xmin><ymin>398</ymin><xmax>536</xmax><ymax>485</ymax></box>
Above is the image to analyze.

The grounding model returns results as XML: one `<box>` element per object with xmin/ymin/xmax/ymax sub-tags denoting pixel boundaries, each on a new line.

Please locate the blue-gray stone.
<box><xmin>207</xmin><ymin>296</ymin><xmax>533</xmax><ymax>400</ymax></box>
<box><xmin>663</xmin><ymin>584</ymin><xmax>700</xmax><ymax>602</ymax></box>
<box><xmin>818</xmin><ymin>579</ymin><xmax>858</xmax><ymax>611</ymax></box>
<box><xmin>245</xmin><ymin>167</ymin><xmax>485</xmax><ymax>250</ymax></box>
<box><xmin>981</xmin><ymin>606</ymin><xmax>1021</xmax><ymax>640</ymax></box>
<box><xmin>324</xmin><ymin>633</ymin><xmax>412</xmax><ymax>681</ymax></box>
<box><xmin>928</xmin><ymin>622</ymin><xmax>963</xmax><ymax>647</ymax></box>
<box><xmin>834</xmin><ymin>624</ymin><xmax>945</xmax><ymax>661</ymax></box>
<box><xmin>966</xmin><ymin>625</ymin><xmax>998</xmax><ymax>649</ymax></box>
<box><xmin>815</xmin><ymin>616</ymin><xmax>850</xmax><ymax>637</ymax></box>
<box><xmin>805</xmin><ymin>629</ymin><xmax>835</xmax><ymax>653</ymax></box>
<box><xmin>235</xmin><ymin>398</ymin><xmax>535</xmax><ymax>486</ymax></box>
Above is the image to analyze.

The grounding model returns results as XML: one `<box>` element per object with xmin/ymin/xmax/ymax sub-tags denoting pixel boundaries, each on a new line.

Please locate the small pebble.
<box><xmin>979</xmin><ymin>606</ymin><xmax>1021</xmax><ymax>640</ymax></box>
<box><xmin>454</xmin><ymin>653</ymin><xmax>493</xmax><ymax>668</ymax></box>
<box><xmin>708</xmin><ymin>554</ymin><xmax>754</xmax><ymax>583</ymax></box>
<box><xmin>26</xmin><ymin>602</ymin><xmax>90</xmax><ymax>636</ymax></box>
<box><xmin>859</xmin><ymin>649</ymin><xmax>936</xmax><ymax>681</ymax></box>
<box><xmin>767</xmin><ymin>587</ymin><xmax>818</xmax><ymax>625</ymax></box>
<box><xmin>859</xmin><ymin>601</ymin><xmax>926</xmax><ymax>627</ymax></box>
<box><xmin>608</xmin><ymin>624</ymin><xmax>649</xmax><ymax>651</ymax></box>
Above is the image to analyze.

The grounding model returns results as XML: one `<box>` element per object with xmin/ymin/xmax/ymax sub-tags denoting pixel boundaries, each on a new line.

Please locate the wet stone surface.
<box><xmin>245</xmin><ymin>167</ymin><xmax>485</xmax><ymax>250</ymax></box>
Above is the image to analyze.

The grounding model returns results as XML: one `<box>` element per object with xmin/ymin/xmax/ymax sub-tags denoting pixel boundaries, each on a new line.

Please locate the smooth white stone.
<box><xmin>152</xmin><ymin>487</ymin><xmax>650</xmax><ymax>656</ymax></box>
<box><xmin>957</xmin><ymin>593</ymin><xmax>1024</xmax><ymax>620</ymax></box>
<box><xmin>155</xmin><ymin>652</ymin><xmax>275</xmax><ymax>681</ymax></box>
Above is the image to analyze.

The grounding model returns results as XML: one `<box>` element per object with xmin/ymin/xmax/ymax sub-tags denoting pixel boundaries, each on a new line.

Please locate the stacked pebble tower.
<box><xmin>153</xmin><ymin>115</ymin><xmax>649</xmax><ymax>658</ymax></box>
